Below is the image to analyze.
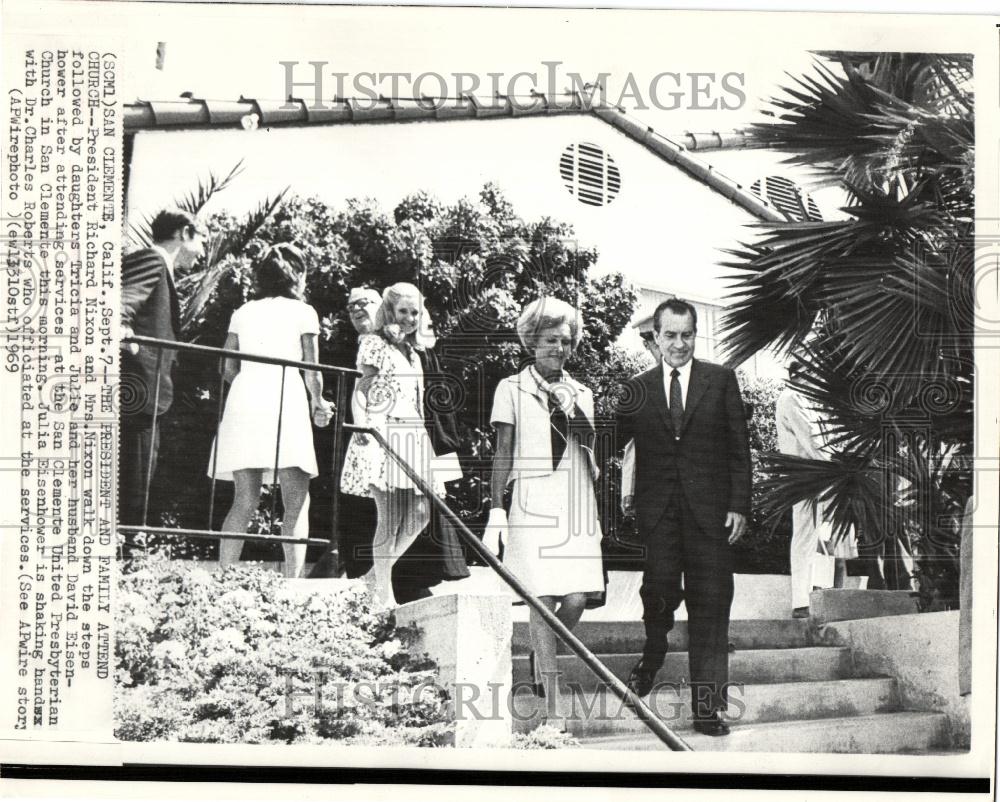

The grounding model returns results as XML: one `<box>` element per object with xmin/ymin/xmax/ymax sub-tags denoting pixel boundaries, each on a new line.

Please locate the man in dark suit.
<box><xmin>616</xmin><ymin>298</ymin><xmax>751</xmax><ymax>736</ymax></box>
<box><xmin>119</xmin><ymin>208</ymin><xmax>205</xmax><ymax>526</ymax></box>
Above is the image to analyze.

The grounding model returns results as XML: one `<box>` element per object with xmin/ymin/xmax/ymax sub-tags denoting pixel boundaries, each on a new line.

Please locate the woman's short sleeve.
<box><xmin>356</xmin><ymin>333</ymin><xmax>385</xmax><ymax>370</ymax></box>
<box><xmin>300</xmin><ymin>302</ymin><xmax>320</xmax><ymax>336</ymax></box>
<box><xmin>227</xmin><ymin>304</ymin><xmax>245</xmax><ymax>335</ymax></box>
<box><xmin>490</xmin><ymin>379</ymin><xmax>516</xmax><ymax>427</ymax></box>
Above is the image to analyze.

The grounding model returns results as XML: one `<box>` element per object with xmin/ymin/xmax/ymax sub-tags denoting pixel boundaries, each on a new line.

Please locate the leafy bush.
<box><xmin>511</xmin><ymin>725</ymin><xmax>581</xmax><ymax>749</ymax></box>
<box><xmin>732</xmin><ymin>371</ymin><xmax>791</xmax><ymax>574</ymax></box>
<box><xmin>115</xmin><ymin>555</ymin><xmax>453</xmax><ymax>745</ymax></box>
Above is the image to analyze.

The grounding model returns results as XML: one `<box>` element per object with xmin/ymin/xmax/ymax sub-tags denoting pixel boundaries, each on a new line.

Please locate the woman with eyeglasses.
<box><xmin>209</xmin><ymin>243</ymin><xmax>334</xmax><ymax>578</ymax></box>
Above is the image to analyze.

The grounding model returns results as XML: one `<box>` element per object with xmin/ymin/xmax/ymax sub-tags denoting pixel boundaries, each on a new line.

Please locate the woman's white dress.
<box><xmin>207</xmin><ymin>297</ymin><xmax>320</xmax><ymax>483</ymax></box>
<box><xmin>340</xmin><ymin>334</ymin><xmax>461</xmax><ymax>498</ymax></box>
<box><xmin>490</xmin><ymin>376</ymin><xmax>605</xmax><ymax>600</ymax></box>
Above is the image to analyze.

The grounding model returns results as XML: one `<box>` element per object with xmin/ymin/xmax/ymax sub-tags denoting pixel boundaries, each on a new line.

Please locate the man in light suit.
<box><xmin>776</xmin><ymin>360</ymin><xmax>832</xmax><ymax>618</ymax></box>
<box><xmin>119</xmin><ymin>208</ymin><xmax>205</xmax><ymax>526</ymax></box>
<box><xmin>616</xmin><ymin>298</ymin><xmax>751</xmax><ymax>736</ymax></box>
<box><xmin>777</xmin><ymin>360</ymin><xmax>863</xmax><ymax>615</ymax></box>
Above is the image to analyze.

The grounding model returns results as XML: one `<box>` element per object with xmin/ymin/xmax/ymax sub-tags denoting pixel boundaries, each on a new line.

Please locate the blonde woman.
<box><xmin>340</xmin><ymin>282</ymin><xmax>461</xmax><ymax>607</ymax></box>
<box><xmin>484</xmin><ymin>297</ymin><xmax>605</xmax><ymax>727</ymax></box>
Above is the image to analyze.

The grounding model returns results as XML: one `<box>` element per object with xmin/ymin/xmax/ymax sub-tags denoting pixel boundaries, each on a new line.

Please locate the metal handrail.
<box><xmin>115</xmin><ymin>524</ymin><xmax>332</xmax><ymax>547</ymax></box>
<box><xmin>345</xmin><ymin>422</ymin><xmax>693</xmax><ymax>752</ymax></box>
<box><xmin>123</xmin><ymin>335</ymin><xmax>361</xmax><ymax>376</ymax></box>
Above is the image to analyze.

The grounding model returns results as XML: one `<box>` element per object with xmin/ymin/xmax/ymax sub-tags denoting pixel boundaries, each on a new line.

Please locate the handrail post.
<box><xmin>329</xmin><ymin>374</ymin><xmax>350</xmax><ymax>574</ymax></box>
<box><xmin>269</xmin><ymin>366</ymin><xmax>288</xmax><ymax>536</ymax></box>
<box><xmin>141</xmin><ymin>349</ymin><xmax>164</xmax><ymax>529</ymax></box>
<box><xmin>207</xmin><ymin>358</ymin><xmax>227</xmax><ymax>529</ymax></box>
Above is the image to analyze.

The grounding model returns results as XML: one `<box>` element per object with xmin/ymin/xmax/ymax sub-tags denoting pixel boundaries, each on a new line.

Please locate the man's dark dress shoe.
<box><xmin>691</xmin><ymin>710</ymin><xmax>731</xmax><ymax>737</ymax></box>
<box><xmin>626</xmin><ymin>659</ymin><xmax>661</xmax><ymax>697</ymax></box>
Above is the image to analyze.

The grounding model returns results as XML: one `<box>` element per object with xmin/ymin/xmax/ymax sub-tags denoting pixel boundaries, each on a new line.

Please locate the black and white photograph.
<box><xmin>1</xmin><ymin>0</ymin><xmax>997</xmax><ymax>793</ymax></box>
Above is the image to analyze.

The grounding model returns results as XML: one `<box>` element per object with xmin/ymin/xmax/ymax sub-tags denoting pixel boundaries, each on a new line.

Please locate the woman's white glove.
<box><xmin>312</xmin><ymin>398</ymin><xmax>335</xmax><ymax>428</ymax></box>
<box><xmin>482</xmin><ymin>508</ymin><xmax>508</xmax><ymax>555</ymax></box>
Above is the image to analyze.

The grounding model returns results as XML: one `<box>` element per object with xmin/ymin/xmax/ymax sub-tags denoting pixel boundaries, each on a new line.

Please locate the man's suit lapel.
<box><xmin>681</xmin><ymin>358</ymin><xmax>710</xmax><ymax>434</ymax></box>
<box><xmin>165</xmin><ymin>268</ymin><xmax>181</xmax><ymax>337</ymax></box>
<box><xmin>646</xmin><ymin>364</ymin><xmax>675</xmax><ymax>435</ymax></box>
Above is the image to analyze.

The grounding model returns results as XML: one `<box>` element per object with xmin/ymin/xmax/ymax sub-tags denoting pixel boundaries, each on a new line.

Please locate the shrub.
<box><xmin>511</xmin><ymin>725</ymin><xmax>581</xmax><ymax>749</ymax></box>
<box><xmin>115</xmin><ymin>555</ymin><xmax>451</xmax><ymax>745</ymax></box>
<box><xmin>732</xmin><ymin>371</ymin><xmax>792</xmax><ymax>574</ymax></box>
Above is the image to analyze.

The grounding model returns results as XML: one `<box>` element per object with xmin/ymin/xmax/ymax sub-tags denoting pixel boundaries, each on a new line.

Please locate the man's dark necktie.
<box><xmin>669</xmin><ymin>368</ymin><xmax>683</xmax><ymax>434</ymax></box>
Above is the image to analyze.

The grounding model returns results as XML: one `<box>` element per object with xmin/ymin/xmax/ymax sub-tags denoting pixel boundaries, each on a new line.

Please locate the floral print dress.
<box><xmin>340</xmin><ymin>334</ymin><xmax>459</xmax><ymax>497</ymax></box>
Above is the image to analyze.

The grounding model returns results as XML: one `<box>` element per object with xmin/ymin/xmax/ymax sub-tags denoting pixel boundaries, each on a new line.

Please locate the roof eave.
<box><xmin>123</xmin><ymin>93</ymin><xmax>783</xmax><ymax>222</ymax></box>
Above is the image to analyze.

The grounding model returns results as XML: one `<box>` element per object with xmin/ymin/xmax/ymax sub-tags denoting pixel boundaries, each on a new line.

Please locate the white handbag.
<box><xmin>812</xmin><ymin>537</ymin><xmax>836</xmax><ymax>589</ymax></box>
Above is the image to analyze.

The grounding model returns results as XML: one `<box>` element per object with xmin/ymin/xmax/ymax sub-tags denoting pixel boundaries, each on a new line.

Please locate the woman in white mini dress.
<box><xmin>209</xmin><ymin>244</ymin><xmax>333</xmax><ymax>578</ymax></box>
<box><xmin>340</xmin><ymin>282</ymin><xmax>461</xmax><ymax>607</ymax></box>
<box><xmin>483</xmin><ymin>297</ymin><xmax>605</xmax><ymax>726</ymax></box>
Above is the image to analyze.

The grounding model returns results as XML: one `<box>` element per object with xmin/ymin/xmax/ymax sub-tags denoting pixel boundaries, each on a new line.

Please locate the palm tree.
<box><xmin>126</xmin><ymin>160</ymin><xmax>289</xmax><ymax>336</ymax></box>
<box><xmin>720</xmin><ymin>53</ymin><xmax>973</xmax><ymax>607</ymax></box>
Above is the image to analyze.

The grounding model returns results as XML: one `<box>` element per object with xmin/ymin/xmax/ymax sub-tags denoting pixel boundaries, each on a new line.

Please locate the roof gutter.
<box><xmin>123</xmin><ymin>92</ymin><xmax>596</xmax><ymax>130</ymax></box>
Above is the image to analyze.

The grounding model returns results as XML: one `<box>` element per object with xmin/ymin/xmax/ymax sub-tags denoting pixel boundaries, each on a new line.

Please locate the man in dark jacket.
<box><xmin>616</xmin><ymin>298</ymin><xmax>751</xmax><ymax>736</ymax></box>
<box><xmin>119</xmin><ymin>208</ymin><xmax>205</xmax><ymax>526</ymax></box>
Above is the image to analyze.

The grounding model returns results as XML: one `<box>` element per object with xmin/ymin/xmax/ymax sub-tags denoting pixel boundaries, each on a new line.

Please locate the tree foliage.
<box><xmin>721</xmin><ymin>53</ymin><xmax>974</xmax><ymax>606</ymax></box>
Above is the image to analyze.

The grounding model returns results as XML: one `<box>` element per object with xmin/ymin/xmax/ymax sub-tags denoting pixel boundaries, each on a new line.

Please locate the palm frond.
<box><xmin>211</xmin><ymin>188</ymin><xmax>289</xmax><ymax>266</ymax></box>
<box><xmin>756</xmin><ymin>452</ymin><xmax>886</xmax><ymax>545</ymax></box>
<box><xmin>784</xmin><ymin>341</ymin><xmax>895</xmax><ymax>456</ymax></box>
<box><xmin>749</xmin><ymin>60</ymin><xmax>908</xmax><ymax>170</ymax></box>
<box><xmin>175</xmin><ymin>161</ymin><xmax>245</xmax><ymax>216</ymax></box>
<box><xmin>820</xmin><ymin>52</ymin><xmax>973</xmax><ymax>114</ymax></box>
<box><xmin>125</xmin><ymin>162</ymin><xmax>247</xmax><ymax>254</ymax></box>
<box><xmin>178</xmin><ymin>189</ymin><xmax>289</xmax><ymax>335</ymax></box>
<box><xmin>126</xmin><ymin>213</ymin><xmax>154</xmax><ymax>253</ymax></box>
<box><xmin>720</xmin><ymin>182</ymin><xmax>951</xmax><ymax>366</ymax></box>
<box><xmin>752</xmin><ymin>55</ymin><xmax>972</xmax><ymax>190</ymax></box>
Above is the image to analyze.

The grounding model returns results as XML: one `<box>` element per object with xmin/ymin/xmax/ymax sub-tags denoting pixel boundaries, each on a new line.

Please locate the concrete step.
<box><xmin>511</xmin><ymin>677</ymin><xmax>900</xmax><ymax>736</ymax></box>
<box><xmin>512</xmin><ymin>619</ymin><xmax>815</xmax><ymax>655</ymax></box>
<box><xmin>513</xmin><ymin>647</ymin><xmax>857</xmax><ymax>689</ymax></box>
<box><xmin>579</xmin><ymin>711</ymin><xmax>950</xmax><ymax>753</ymax></box>
<box><xmin>810</xmin><ymin>588</ymin><xmax>919</xmax><ymax>624</ymax></box>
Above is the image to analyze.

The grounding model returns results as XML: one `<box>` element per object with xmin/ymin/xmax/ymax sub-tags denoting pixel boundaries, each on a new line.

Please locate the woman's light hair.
<box><xmin>374</xmin><ymin>281</ymin><xmax>437</xmax><ymax>348</ymax></box>
<box><xmin>516</xmin><ymin>296</ymin><xmax>584</xmax><ymax>350</ymax></box>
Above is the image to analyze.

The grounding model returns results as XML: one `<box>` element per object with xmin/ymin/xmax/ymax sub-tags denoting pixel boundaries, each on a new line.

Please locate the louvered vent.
<box><xmin>750</xmin><ymin>175</ymin><xmax>823</xmax><ymax>222</ymax></box>
<box><xmin>560</xmin><ymin>142</ymin><xmax>621</xmax><ymax>207</ymax></box>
